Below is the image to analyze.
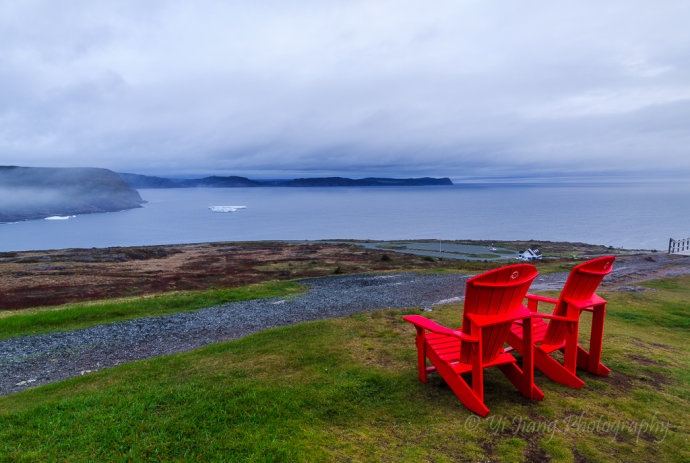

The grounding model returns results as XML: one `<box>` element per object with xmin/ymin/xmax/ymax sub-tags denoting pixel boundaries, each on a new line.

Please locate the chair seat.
<box><xmin>510</xmin><ymin>319</ymin><xmax>565</xmax><ymax>354</ymax></box>
<box><xmin>426</xmin><ymin>332</ymin><xmax>517</xmax><ymax>375</ymax></box>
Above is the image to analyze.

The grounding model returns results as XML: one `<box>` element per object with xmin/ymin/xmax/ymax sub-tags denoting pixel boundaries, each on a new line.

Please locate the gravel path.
<box><xmin>1</xmin><ymin>272</ymin><xmax>481</xmax><ymax>397</ymax></box>
<box><xmin>3</xmin><ymin>253</ymin><xmax>688</xmax><ymax>398</ymax></box>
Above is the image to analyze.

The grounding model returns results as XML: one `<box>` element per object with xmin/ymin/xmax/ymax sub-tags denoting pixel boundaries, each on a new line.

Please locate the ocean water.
<box><xmin>1</xmin><ymin>182</ymin><xmax>689</xmax><ymax>252</ymax></box>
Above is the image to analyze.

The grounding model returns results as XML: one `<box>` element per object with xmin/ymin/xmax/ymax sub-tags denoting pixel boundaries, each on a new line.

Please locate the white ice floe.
<box><xmin>209</xmin><ymin>205</ymin><xmax>246</xmax><ymax>213</ymax></box>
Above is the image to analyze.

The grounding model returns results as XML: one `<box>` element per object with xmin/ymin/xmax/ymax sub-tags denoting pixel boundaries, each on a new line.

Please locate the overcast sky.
<box><xmin>1</xmin><ymin>1</ymin><xmax>689</xmax><ymax>180</ymax></box>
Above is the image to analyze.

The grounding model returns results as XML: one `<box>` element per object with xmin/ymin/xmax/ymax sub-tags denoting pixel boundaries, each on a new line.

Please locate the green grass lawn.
<box><xmin>0</xmin><ymin>281</ymin><xmax>305</xmax><ymax>341</ymax></box>
<box><xmin>0</xmin><ymin>275</ymin><xmax>688</xmax><ymax>462</ymax></box>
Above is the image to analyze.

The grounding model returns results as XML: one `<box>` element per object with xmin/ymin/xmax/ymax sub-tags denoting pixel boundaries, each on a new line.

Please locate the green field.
<box><xmin>0</xmin><ymin>274</ymin><xmax>688</xmax><ymax>462</ymax></box>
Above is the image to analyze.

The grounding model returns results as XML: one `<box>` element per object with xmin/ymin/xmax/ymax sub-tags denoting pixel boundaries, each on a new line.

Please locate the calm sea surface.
<box><xmin>2</xmin><ymin>182</ymin><xmax>689</xmax><ymax>252</ymax></box>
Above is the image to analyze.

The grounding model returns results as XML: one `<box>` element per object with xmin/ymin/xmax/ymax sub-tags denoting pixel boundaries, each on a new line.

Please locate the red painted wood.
<box><xmin>507</xmin><ymin>256</ymin><xmax>615</xmax><ymax>389</ymax></box>
<box><xmin>403</xmin><ymin>264</ymin><xmax>543</xmax><ymax>417</ymax></box>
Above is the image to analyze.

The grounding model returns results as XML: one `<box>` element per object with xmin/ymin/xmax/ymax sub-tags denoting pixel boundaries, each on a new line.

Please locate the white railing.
<box><xmin>668</xmin><ymin>237</ymin><xmax>690</xmax><ymax>255</ymax></box>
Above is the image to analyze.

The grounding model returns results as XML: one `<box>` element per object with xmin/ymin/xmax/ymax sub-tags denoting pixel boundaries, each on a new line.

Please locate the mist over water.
<box><xmin>1</xmin><ymin>183</ymin><xmax>688</xmax><ymax>252</ymax></box>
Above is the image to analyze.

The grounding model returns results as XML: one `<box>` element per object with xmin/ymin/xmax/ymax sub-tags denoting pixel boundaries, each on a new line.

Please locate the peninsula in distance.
<box><xmin>0</xmin><ymin>166</ymin><xmax>452</xmax><ymax>223</ymax></box>
<box><xmin>0</xmin><ymin>166</ymin><xmax>145</xmax><ymax>223</ymax></box>
<box><xmin>117</xmin><ymin>173</ymin><xmax>453</xmax><ymax>188</ymax></box>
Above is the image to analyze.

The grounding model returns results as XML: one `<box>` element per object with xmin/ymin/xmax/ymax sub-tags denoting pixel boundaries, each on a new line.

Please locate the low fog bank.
<box><xmin>0</xmin><ymin>166</ymin><xmax>144</xmax><ymax>222</ymax></box>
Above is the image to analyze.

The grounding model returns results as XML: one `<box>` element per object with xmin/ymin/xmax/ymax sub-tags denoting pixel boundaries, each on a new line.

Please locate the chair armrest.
<box><xmin>403</xmin><ymin>315</ymin><xmax>479</xmax><ymax>342</ymax></box>
<box><xmin>563</xmin><ymin>294</ymin><xmax>607</xmax><ymax>312</ymax></box>
<box><xmin>534</xmin><ymin>313</ymin><xmax>578</xmax><ymax>323</ymax></box>
<box><xmin>525</xmin><ymin>293</ymin><xmax>558</xmax><ymax>313</ymax></box>
<box><xmin>466</xmin><ymin>306</ymin><xmax>532</xmax><ymax>328</ymax></box>
<box><xmin>525</xmin><ymin>294</ymin><xmax>558</xmax><ymax>304</ymax></box>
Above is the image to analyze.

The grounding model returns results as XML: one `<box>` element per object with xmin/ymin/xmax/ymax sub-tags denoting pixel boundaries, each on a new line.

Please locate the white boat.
<box><xmin>45</xmin><ymin>215</ymin><xmax>75</xmax><ymax>220</ymax></box>
<box><xmin>209</xmin><ymin>205</ymin><xmax>246</xmax><ymax>213</ymax></box>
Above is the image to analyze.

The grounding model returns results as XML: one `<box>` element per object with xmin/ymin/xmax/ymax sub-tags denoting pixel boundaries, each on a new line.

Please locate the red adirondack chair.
<box><xmin>506</xmin><ymin>256</ymin><xmax>615</xmax><ymax>389</ymax></box>
<box><xmin>403</xmin><ymin>264</ymin><xmax>544</xmax><ymax>417</ymax></box>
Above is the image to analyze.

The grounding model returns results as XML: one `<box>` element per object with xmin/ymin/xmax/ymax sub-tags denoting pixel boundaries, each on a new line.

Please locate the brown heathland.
<box><xmin>1</xmin><ymin>240</ymin><xmax>685</xmax><ymax>311</ymax></box>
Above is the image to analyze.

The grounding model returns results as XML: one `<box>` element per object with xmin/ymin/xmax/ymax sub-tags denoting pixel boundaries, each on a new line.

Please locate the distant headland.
<box><xmin>118</xmin><ymin>173</ymin><xmax>453</xmax><ymax>188</ymax></box>
<box><xmin>0</xmin><ymin>166</ymin><xmax>144</xmax><ymax>223</ymax></box>
<box><xmin>0</xmin><ymin>166</ymin><xmax>452</xmax><ymax>223</ymax></box>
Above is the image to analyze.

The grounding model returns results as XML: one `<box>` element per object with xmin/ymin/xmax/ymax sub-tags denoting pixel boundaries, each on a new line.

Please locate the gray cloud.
<box><xmin>1</xmin><ymin>0</ymin><xmax>689</xmax><ymax>180</ymax></box>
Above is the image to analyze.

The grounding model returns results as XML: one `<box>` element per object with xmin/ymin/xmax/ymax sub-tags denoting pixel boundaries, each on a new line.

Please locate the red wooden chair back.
<box><xmin>460</xmin><ymin>264</ymin><xmax>538</xmax><ymax>363</ymax></box>
<box><xmin>542</xmin><ymin>256</ymin><xmax>615</xmax><ymax>346</ymax></box>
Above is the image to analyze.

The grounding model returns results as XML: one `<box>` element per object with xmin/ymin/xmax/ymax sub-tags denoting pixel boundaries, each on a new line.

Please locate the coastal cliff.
<box><xmin>0</xmin><ymin>166</ymin><xmax>145</xmax><ymax>222</ymax></box>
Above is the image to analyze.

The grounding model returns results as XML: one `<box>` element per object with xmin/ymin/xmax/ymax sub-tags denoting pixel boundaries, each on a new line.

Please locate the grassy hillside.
<box><xmin>0</xmin><ymin>275</ymin><xmax>687</xmax><ymax>462</ymax></box>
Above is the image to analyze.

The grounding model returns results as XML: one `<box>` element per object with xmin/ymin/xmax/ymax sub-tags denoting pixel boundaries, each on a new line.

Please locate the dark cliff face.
<box><xmin>0</xmin><ymin>166</ymin><xmax>145</xmax><ymax>222</ymax></box>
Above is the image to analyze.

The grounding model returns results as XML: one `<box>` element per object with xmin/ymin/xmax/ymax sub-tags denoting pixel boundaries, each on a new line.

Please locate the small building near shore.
<box><xmin>518</xmin><ymin>248</ymin><xmax>543</xmax><ymax>261</ymax></box>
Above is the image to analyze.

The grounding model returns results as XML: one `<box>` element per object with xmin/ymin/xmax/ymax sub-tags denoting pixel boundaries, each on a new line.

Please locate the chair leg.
<box><xmin>503</xmin><ymin>316</ymin><xmax>544</xmax><ymax>400</ymax></box>
<box><xmin>414</xmin><ymin>328</ymin><xmax>429</xmax><ymax>383</ymax></box>
<box><xmin>534</xmin><ymin>349</ymin><xmax>584</xmax><ymax>388</ymax></box>
<box><xmin>472</xmin><ymin>345</ymin><xmax>484</xmax><ymax>400</ymax></box>
<box><xmin>578</xmin><ymin>303</ymin><xmax>611</xmax><ymax>376</ymax></box>
<box><xmin>442</xmin><ymin>369</ymin><xmax>490</xmax><ymax>417</ymax></box>
<box><xmin>577</xmin><ymin>346</ymin><xmax>611</xmax><ymax>376</ymax></box>
<box><xmin>427</xmin><ymin>346</ymin><xmax>490</xmax><ymax>417</ymax></box>
<box><xmin>563</xmin><ymin>320</ymin><xmax>579</xmax><ymax>374</ymax></box>
<box><xmin>499</xmin><ymin>363</ymin><xmax>545</xmax><ymax>400</ymax></box>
